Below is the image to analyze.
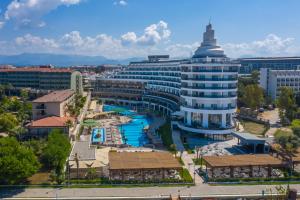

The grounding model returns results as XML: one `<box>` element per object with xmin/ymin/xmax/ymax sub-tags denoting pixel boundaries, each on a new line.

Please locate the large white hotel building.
<box><xmin>93</xmin><ymin>23</ymin><xmax>240</xmax><ymax>136</ymax></box>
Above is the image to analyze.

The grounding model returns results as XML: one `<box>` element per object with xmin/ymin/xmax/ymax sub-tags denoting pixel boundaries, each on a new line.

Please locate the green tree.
<box><xmin>42</xmin><ymin>129</ymin><xmax>71</xmax><ymax>181</ymax></box>
<box><xmin>242</xmin><ymin>84</ymin><xmax>264</xmax><ymax>109</ymax></box>
<box><xmin>0</xmin><ymin>113</ymin><xmax>18</xmax><ymax>133</ymax></box>
<box><xmin>277</xmin><ymin>87</ymin><xmax>297</xmax><ymax>121</ymax></box>
<box><xmin>291</xmin><ymin>119</ymin><xmax>300</xmax><ymax>137</ymax></box>
<box><xmin>20</xmin><ymin>89</ymin><xmax>29</xmax><ymax>101</ymax></box>
<box><xmin>274</xmin><ymin>130</ymin><xmax>299</xmax><ymax>151</ymax></box>
<box><xmin>251</xmin><ymin>70</ymin><xmax>260</xmax><ymax>84</ymax></box>
<box><xmin>0</xmin><ymin>137</ymin><xmax>40</xmax><ymax>184</ymax></box>
<box><xmin>22</xmin><ymin>139</ymin><xmax>46</xmax><ymax>158</ymax></box>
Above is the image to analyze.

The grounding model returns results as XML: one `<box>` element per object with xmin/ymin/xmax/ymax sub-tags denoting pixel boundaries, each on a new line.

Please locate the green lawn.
<box><xmin>240</xmin><ymin>120</ymin><xmax>269</xmax><ymax>136</ymax></box>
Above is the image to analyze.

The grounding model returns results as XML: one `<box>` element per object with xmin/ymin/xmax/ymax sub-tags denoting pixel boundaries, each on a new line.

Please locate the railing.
<box><xmin>182</xmin><ymin>104</ymin><xmax>236</xmax><ymax>110</ymax></box>
<box><xmin>181</xmin><ymin>86</ymin><xmax>237</xmax><ymax>90</ymax></box>
<box><xmin>181</xmin><ymin>77</ymin><xmax>237</xmax><ymax>81</ymax></box>
<box><xmin>181</xmin><ymin>94</ymin><xmax>237</xmax><ymax>98</ymax></box>
<box><xmin>182</xmin><ymin>69</ymin><xmax>238</xmax><ymax>73</ymax></box>
<box><xmin>35</xmin><ymin>105</ymin><xmax>46</xmax><ymax>109</ymax></box>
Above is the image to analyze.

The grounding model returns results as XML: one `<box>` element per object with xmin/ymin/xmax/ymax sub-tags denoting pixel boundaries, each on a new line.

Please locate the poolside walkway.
<box><xmin>172</xmin><ymin>130</ymin><xmax>185</xmax><ymax>151</ymax></box>
<box><xmin>171</xmin><ymin>128</ymin><xmax>203</xmax><ymax>185</ymax></box>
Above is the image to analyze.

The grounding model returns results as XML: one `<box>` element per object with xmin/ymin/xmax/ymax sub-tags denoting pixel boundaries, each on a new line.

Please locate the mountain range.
<box><xmin>0</xmin><ymin>53</ymin><xmax>144</xmax><ymax>66</ymax></box>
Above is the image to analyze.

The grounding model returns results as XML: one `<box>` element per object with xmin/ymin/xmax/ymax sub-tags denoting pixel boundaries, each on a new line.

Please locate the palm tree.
<box><xmin>170</xmin><ymin>144</ymin><xmax>177</xmax><ymax>157</ymax></box>
<box><xmin>0</xmin><ymin>84</ymin><xmax>5</xmax><ymax>98</ymax></box>
<box><xmin>4</xmin><ymin>83</ymin><xmax>13</xmax><ymax>96</ymax></box>
<box><xmin>73</xmin><ymin>153</ymin><xmax>80</xmax><ymax>180</ymax></box>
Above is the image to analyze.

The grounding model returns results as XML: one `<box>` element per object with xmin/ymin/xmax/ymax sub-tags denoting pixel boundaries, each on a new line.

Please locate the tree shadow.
<box><xmin>0</xmin><ymin>186</ymin><xmax>26</xmax><ymax>199</ymax></box>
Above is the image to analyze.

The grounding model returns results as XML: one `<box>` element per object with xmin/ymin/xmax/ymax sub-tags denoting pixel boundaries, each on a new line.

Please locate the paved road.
<box><xmin>1</xmin><ymin>184</ymin><xmax>298</xmax><ymax>199</ymax></box>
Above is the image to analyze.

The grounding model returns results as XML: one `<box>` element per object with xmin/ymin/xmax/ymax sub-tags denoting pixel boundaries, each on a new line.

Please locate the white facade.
<box><xmin>179</xmin><ymin>24</ymin><xmax>239</xmax><ymax>135</ymax></box>
<box><xmin>260</xmin><ymin>68</ymin><xmax>300</xmax><ymax>100</ymax></box>
<box><xmin>95</xmin><ymin>24</ymin><xmax>239</xmax><ymax>136</ymax></box>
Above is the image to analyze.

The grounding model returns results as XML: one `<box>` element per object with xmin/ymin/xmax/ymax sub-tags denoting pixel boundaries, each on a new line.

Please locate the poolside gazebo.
<box><xmin>203</xmin><ymin>154</ymin><xmax>284</xmax><ymax>179</ymax></box>
<box><xmin>109</xmin><ymin>151</ymin><xmax>182</xmax><ymax>181</ymax></box>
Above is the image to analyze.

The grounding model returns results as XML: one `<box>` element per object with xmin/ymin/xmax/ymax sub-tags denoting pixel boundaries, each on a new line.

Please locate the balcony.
<box><xmin>35</xmin><ymin>104</ymin><xmax>46</xmax><ymax>109</ymax></box>
<box><xmin>181</xmin><ymin>104</ymin><xmax>236</xmax><ymax>110</ymax></box>
<box><xmin>181</xmin><ymin>85</ymin><xmax>237</xmax><ymax>90</ymax></box>
<box><xmin>181</xmin><ymin>93</ymin><xmax>237</xmax><ymax>98</ymax></box>
<box><xmin>181</xmin><ymin>69</ymin><xmax>238</xmax><ymax>73</ymax></box>
<box><xmin>181</xmin><ymin>77</ymin><xmax>237</xmax><ymax>81</ymax></box>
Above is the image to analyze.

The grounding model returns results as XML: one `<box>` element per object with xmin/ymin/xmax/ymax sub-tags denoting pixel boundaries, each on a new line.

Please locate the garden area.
<box><xmin>0</xmin><ymin>129</ymin><xmax>71</xmax><ymax>185</ymax></box>
<box><xmin>240</xmin><ymin>119</ymin><xmax>269</xmax><ymax>136</ymax></box>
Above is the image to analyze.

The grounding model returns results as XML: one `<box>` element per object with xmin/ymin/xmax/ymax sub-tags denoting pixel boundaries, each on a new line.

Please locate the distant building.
<box><xmin>260</xmin><ymin>68</ymin><xmax>300</xmax><ymax>100</ymax></box>
<box><xmin>0</xmin><ymin>66</ymin><xmax>83</xmax><ymax>93</ymax></box>
<box><xmin>26</xmin><ymin>116</ymin><xmax>74</xmax><ymax>137</ymax></box>
<box><xmin>31</xmin><ymin>89</ymin><xmax>75</xmax><ymax>120</ymax></box>
<box><xmin>238</xmin><ymin>57</ymin><xmax>300</xmax><ymax>74</ymax></box>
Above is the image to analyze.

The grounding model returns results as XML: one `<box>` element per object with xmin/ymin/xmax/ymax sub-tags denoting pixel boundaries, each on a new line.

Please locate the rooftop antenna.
<box><xmin>209</xmin><ymin>17</ymin><xmax>212</xmax><ymax>25</ymax></box>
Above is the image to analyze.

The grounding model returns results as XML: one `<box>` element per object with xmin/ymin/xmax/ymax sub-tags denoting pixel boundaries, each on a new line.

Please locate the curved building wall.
<box><xmin>179</xmin><ymin>59</ymin><xmax>239</xmax><ymax>134</ymax></box>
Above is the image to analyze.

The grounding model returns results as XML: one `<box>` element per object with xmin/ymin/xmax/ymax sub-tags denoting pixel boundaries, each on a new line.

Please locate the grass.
<box><xmin>179</xmin><ymin>168</ymin><xmax>193</xmax><ymax>183</ymax></box>
<box><xmin>176</xmin><ymin>157</ymin><xmax>184</xmax><ymax>166</ymax></box>
<box><xmin>157</xmin><ymin>121</ymin><xmax>174</xmax><ymax>150</ymax></box>
<box><xmin>240</xmin><ymin>120</ymin><xmax>269</xmax><ymax>136</ymax></box>
<box><xmin>210</xmin><ymin>180</ymin><xmax>300</xmax><ymax>186</ymax></box>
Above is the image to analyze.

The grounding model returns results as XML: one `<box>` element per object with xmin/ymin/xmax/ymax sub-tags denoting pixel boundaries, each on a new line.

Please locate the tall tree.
<box><xmin>0</xmin><ymin>137</ymin><xmax>40</xmax><ymax>184</ymax></box>
<box><xmin>277</xmin><ymin>87</ymin><xmax>297</xmax><ymax>121</ymax></box>
<box><xmin>42</xmin><ymin>129</ymin><xmax>71</xmax><ymax>181</ymax></box>
<box><xmin>242</xmin><ymin>84</ymin><xmax>264</xmax><ymax>109</ymax></box>
<box><xmin>0</xmin><ymin>113</ymin><xmax>19</xmax><ymax>133</ymax></box>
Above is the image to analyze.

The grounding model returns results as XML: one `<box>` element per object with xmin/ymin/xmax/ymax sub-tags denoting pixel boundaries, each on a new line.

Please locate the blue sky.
<box><xmin>0</xmin><ymin>0</ymin><xmax>299</xmax><ymax>59</ymax></box>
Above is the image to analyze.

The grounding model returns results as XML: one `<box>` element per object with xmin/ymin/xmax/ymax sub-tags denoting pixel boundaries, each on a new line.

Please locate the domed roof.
<box><xmin>193</xmin><ymin>23</ymin><xmax>226</xmax><ymax>58</ymax></box>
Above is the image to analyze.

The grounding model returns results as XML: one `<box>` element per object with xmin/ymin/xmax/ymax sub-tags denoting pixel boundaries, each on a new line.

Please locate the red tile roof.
<box><xmin>33</xmin><ymin>89</ymin><xmax>74</xmax><ymax>103</ymax></box>
<box><xmin>27</xmin><ymin>116</ymin><xmax>74</xmax><ymax>127</ymax></box>
<box><xmin>0</xmin><ymin>67</ymin><xmax>73</xmax><ymax>73</ymax></box>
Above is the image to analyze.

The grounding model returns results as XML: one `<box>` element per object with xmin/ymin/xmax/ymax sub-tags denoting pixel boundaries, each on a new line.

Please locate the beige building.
<box><xmin>26</xmin><ymin>116</ymin><xmax>74</xmax><ymax>137</ymax></box>
<box><xmin>32</xmin><ymin>89</ymin><xmax>75</xmax><ymax>120</ymax></box>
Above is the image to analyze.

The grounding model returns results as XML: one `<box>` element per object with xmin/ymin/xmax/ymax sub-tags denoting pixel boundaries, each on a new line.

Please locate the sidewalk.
<box><xmin>172</xmin><ymin>128</ymin><xmax>203</xmax><ymax>185</ymax></box>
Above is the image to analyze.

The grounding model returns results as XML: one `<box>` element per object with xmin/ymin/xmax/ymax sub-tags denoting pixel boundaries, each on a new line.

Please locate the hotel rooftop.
<box><xmin>33</xmin><ymin>89</ymin><xmax>74</xmax><ymax>103</ymax></box>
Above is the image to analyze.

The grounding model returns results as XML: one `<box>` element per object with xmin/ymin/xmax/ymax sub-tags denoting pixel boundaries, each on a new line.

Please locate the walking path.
<box><xmin>171</xmin><ymin>130</ymin><xmax>184</xmax><ymax>152</ymax></box>
<box><xmin>172</xmin><ymin>128</ymin><xmax>203</xmax><ymax>185</ymax></box>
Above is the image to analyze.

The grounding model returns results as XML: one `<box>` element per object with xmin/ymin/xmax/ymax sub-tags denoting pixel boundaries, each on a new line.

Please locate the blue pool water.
<box><xmin>91</xmin><ymin>128</ymin><xmax>105</xmax><ymax>143</ymax></box>
<box><xmin>103</xmin><ymin>105</ymin><xmax>150</xmax><ymax>147</ymax></box>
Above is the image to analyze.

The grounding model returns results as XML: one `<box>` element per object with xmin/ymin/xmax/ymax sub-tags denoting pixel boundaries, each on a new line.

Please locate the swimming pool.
<box><xmin>103</xmin><ymin>105</ymin><xmax>150</xmax><ymax>147</ymax></box>
<box><xmin>91</xmin><ymin>128</ymin><xmax>105</xmax><ymax>144</ymax></box>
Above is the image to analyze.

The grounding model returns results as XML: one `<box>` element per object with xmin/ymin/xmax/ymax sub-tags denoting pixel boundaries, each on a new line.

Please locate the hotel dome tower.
<box><xmin>178</xmin><ymin>23</ymin><xmax>239</xmax><ymax>136</ymax></box>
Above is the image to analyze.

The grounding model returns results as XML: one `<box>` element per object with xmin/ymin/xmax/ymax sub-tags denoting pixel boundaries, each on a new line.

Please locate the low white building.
<box><xmin>260</xmin><ymin>68</ymin><xmax>300</xmax><ymax>100</ymax></box>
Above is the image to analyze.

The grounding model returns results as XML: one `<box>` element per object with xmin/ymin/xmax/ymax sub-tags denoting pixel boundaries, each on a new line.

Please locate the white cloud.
<box><xmin>114</xmin><ymin>0</ymin><xmax>127</xmax><ymax>6</ymax></box>
<box><xmin>0</xmin><ymin>21</ymin><xmax>5</xmax><ymax>29</ymax></box>
<box><xmin>15</xmin><ymin>34</ymin><xmax>59</xmax><ymax>50</ymax></box>
<box><xmin>223</xmin><ymin>34</ymin><xmax>296</xmax><ymax>58</ymax></box>
<box><xmin>4</xmin><ymin>0</ymin><xmax>82</xmax><ymax>28</ymax></box>
<box><xmin>121</xmin><ymin>20</ymin><xmax>171</xmax><ymax>46</ymax></box>
<box><xmin>165</xmin><ymin>42</ymin><xmax>200</xmax><ymax>58</ymax></box>
<box><xmin>0</xmin><ymin>18</ymin><xmax>299</xmax><ymax>60</ymax></box>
